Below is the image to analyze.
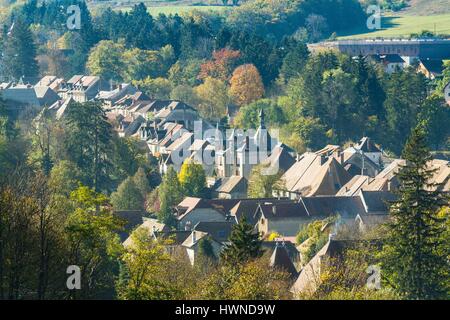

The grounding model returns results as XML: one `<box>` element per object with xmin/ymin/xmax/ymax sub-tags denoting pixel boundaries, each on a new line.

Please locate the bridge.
<box><xmin>308</xmin><ymin>39</ymin><xmax>450</xmax><ymax>60</ymax></box>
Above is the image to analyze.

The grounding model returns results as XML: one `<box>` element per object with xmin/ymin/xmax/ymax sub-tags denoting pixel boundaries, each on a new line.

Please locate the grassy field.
<box><xmin>338</xmin><ymin>13</ymin><xmax>450</xmax><ymax>39</ymax></box>
<box><xmin>116</xmin><ymin>4</ymin><xmax>228</xmax><ymax>15</ymax></box>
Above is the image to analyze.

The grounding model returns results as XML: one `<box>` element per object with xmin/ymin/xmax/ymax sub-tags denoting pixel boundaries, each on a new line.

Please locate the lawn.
<box><xmin>338</xmin><ymin>13</ymin><xmax>450</xmax><ymax>39</ymax></box>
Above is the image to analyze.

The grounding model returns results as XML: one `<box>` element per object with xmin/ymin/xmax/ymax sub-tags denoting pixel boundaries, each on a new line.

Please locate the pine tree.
<box><xmin>220</xmin><ymin>217</ymin><xmax>262</xmax><ymax>265</ymax></box>
<box><xmin>2</xmin><ymin>18</ymin><xmax>39</xmax><ymax>80</ymax></box>
<box><xmin>381</xmin><ymin>124</ymin><xmax>449</xmax><ymax>299</ymax></box>
<box><xmin>158</xmin><ymin>166</ymin><xmax>183</xmax><ymax>226</ymax></box>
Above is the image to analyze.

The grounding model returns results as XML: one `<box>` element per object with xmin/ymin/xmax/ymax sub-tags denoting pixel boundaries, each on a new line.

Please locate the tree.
<box><xmin>380</xmin><ymin>125</ymin><xmax>449</xmax><ymax>299</ymax></box>
<box><xmin>280</xmin><ymin>40</ymin><xmax>309</xmax><ymax>82</ymax></box>
<box><xmin>198</xmin><ymin>48</ymin><xmax>241</xmax><ymax>81</ymax></box>
<box><xmin>247</xmin><ymin>163</ymin><xmax>284</xmax><ymax>198</ymax></box>
<box><xmin>158</xmin><ymin>166</ymin><xmax>183</xmax><ymax>226</ymax></box>
<box><xmin>384</xmin><ymin>68</ymin><xmax>428</xmax><ymax>154</ymax></box>
<box><xmin>220</xmin><ymin>217</ymin><xmax>262</xmax><ymax>265</ymax></box>
<box><xmin>111</xmin><ymin>177</ymin><xmax>144</xmax><ymax>211</ymax></box>
<box><xmin>65</xmin><ymin>185</ymin><xmax>124</xmax><ymax>299</ymax></box>
<box><xmin>417</xmin><ymin>95</ymin><xmax>450</xmax><ymax>150</ymax></box>
<box><xmin>133</xmin><ymin>167</ymin><xmax>151</xmax><ymax>200</ymax></box>
<box><xmin>63</xmin><ymin>101</ymin><xmax>113</xmax><ymax>192</ymax></box>
<box><xmin>233</xmin><ymin>99</ymin><xmax>285</xmax><ymax>129</ymax></box>
<box><xmin>195</xmin><ymin>77</ymin><xmax>230</xmax><ymax>121</ymax></box>
<box><xmin>229</xmin><ymin>64</ymin><xmax>265</xmax><ymax>106</ymax></box>
<box><xmin>116</xmin><ymin>227</ymin><xmax>177</xmax><ymax>300</ymax></box>
<box><xmin>1</xmin><ymin>18</ymin><xmax>39</xmax><ymax>80</ymax></box>
<box><xmin>294</xmin><ymin>116</ymin><xmax>327</xmax><ymax>150</ymax></box>
<box><xmin>178</xmin><ymin>159</ymin><xmax>207</xmax><ymax>197</ymax></box>
<box><xmin>134</xmin><ymin>77</ymin><xmax>172</xmax><ymax>100</ymax></box>
<box><xmin>86</xmin><ymin>40</ymin><xmax>125</xmax><ymax>82</ymax></box>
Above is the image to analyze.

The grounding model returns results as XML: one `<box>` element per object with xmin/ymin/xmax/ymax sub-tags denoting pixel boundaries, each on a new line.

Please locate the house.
<box><xmin>175</xmin><ymin>197</ymin><xmax>240</xmax><ymax>231</ymax></box>
<box><xmin>229</xmin><ymin>198</ymin><xmax>291</xmax><ymax>226</ymax></box>
<box><xmin>122</xmin><ymin>218</ymin><xmax>171</xmax><ymax>247</ymax></box>
<box><xmin>355</xmin><ymin>190</ymin><xmax>396</xmax><ymax>231</ymax></box>
<box><xmin>269</xmin><ymin>242</ymin><xmax>299</xmax><ymax>279</ymax></box>
<box><xmin>290</xmin><ymin>238</ymin><xmax>374</xmax><ymax>297</ymax></box>
<box><xmin>276</xmin><ymin>152</ymin><xmax>351</xmax><ymax>199</ymax></box>
<box><xmin>214</xmin><ymin>176</ymin><xmax>248</xmax><ymax>199</ymax></box>
<box><xmin>255</xmin><ymin>202</ymin><xmax>310</xmax><ymax>237</ymax></box>
<box><xmin>62</xmin><ymin>75</ymin><xmax>109</xmax><ymax>102</ymax></box>
<box><xmin>336</xmin><ymin>159</ymin><xmax>406</xmax><ymax>195</ymax></box>
<box><xmin>113</xmin><ymin>210</ymin><xmax>147</xmax><ymax>242</ymax></box>
<box><xmin>366</xmin><ymin>54</ymin><xmax>405</xmax><ymax>74</ymax></box>
<box><xmin>0</xmin><ymin>83</ymin><xmax>41</xmax><ymax>112</ymax></box>
<box><xmin>34</xmin><ymin>86</ymin><xmax>60</xmax><ymax>107</ymax></box>
<box><xmin>182</xmin><ymin>230</ymin><xmax>223</xmax><ymax>265</ymax></box>
<box><xmin>193</xmin><ymin>221</ymin><xmax>235</xmax><ymax>243</ymax></box>
<box><xmin>417</xmin><ymin>59</ymin><xmax>444</xmax><ymax>80</ymax></box>
<box><xmin>97</xmin><ymin>83</ymin><xmax>138</xmax><ymax>107</ymax></box>
<box><xmin>215</xmin><ymin>109</ymin><xmax>280</xmax><ymax>179</ymax></box>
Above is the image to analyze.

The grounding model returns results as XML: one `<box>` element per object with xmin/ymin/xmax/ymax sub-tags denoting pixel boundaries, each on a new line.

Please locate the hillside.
<box><xmin>402</xmin><ymin>0</ymin><xmax>450</xmax><ymax>15</ymax></box>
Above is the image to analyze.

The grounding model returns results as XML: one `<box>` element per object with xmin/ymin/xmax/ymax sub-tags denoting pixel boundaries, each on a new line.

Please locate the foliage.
<box><xmin>247</xmin><ymin>163</ymin><xmax>284</xmax><ymax>198</ymax></box>
<box><xmin>111</xmin><ymin>177</ymin><xmax>144</xmax><ymax>211</ymax></box>
<box><xmin>380</xmin><ymin>125</ymin><xmax>449</xmax><ymax>299</ymax></box>
<box><xmin>220</xmin><ymin>217</ymin><xmax>262</xmax><ymax>265</ymax></box>
<box><xmin>229</xmin><ymin>64</ymin><xmax>265</xmax><ymax>106</ymax></box>
<box><xmin>158</xmin><ymin>166</ymin><xmax>183</xmax><ymax>226</ymax></box>
<box><xmin>195</xmin><ymin>77</ymin><xmax>230</xmax><ymax>121</ymax></box>
<box><xmin>178</xmin><ymin>159</ymin><xmax>207</xmax><ymax>197</ymax></box>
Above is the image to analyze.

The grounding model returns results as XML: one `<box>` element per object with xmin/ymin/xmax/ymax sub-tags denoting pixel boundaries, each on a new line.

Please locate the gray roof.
<box><xmin>360</xmin><ymin>190</ymin><xmax>396</xmax><ymax>213</ymax></box>
<box><xmin>300</xmin><ymin>196</ymin><xmax>366</xmax><ymax>218</ymax></box>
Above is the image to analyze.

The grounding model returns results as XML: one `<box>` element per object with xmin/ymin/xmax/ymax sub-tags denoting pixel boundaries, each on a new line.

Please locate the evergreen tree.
<box><xmin>381</xmin><ymin>124</ymin><xmax>449</xmax><ymax>299</ymax></box>
<box><xmin>158</xmin><ymin>166</ymin><xmax>183</xmax><ymax>226</ymax></box>
<box><xmin>1</xmin><ymin>18</ymin><xmax>39</xmax><ymax>80</ymax></box>
<box><xmin>63</xmin><ymin>101</ymin><xmax>113</xmax><ymax>192</ymax></box>
<box><xmin>220</xmin><ymin>217</ymin><xmax>262</xmax><ymax>265</ymax></box>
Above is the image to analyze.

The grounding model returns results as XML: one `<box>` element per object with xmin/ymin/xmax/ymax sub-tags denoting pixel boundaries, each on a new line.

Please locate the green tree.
<box><xmin>233</xmin><ymin>99</ymin><xmax>285</xmax><ymax>129</ymax></box>
<box><xmin>220</xmin><ymin>217</ymin><xmax>262</xmax><ymax>265</ymax></box>
<box><xmin>195</xmin><ymin>77</ymin><xmax>230</xmax><ymax>121</ymax></box>
<box><xmin>417</xmin><ymin>94</ymin><xmax>450</xmax><ymax>150</ymax></box>
<box><xmin>65</xmin><ymin>185</ymin><xmax>124</xmax><ymax>299</ymax></box>
<box><xmin>111</xmin><ymin>177</ymin><xmax>144</xmax><ymax>211</ymax></box>
<box><xmin>380</xmin><ymin>125</ymin><xmax>449</xmax><ymax>299</ymax></box>
<box><xmin>178</xmin><ymin>159</ymin><xmax>207</xmax><ymax>197</ymax></box>
<box><xmin>158</xmin><ymin>166</ymin><xmax>183</xmax><ymax>226</ymax></box>
<box><xmin>63</xmin><ymin>101</ymin><xmax>113</xmax><ymax>192</ymax></box>
<box><xmin>1</xmin><ymin>18</ymin><xmax>39</xmax><ymax>79</ymax></box>
<box><xmin>247</xmin><ymin>163</ymin><xmax>284</xmax><ymax>198</ymax></box>
<box><xmin>86</xmin><ymin>40</ymin><xmax>125</xmax><ymax>82</ymax></box>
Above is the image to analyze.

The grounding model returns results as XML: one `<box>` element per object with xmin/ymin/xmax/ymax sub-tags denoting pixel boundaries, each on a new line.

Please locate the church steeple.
<box><xmin>259</xmin><ymin>108</ymin><xmax>266</xmax><ymax>129</ymax></box>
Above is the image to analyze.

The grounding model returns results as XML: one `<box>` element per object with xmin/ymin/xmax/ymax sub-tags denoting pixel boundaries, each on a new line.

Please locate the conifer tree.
<box><xmin>381</xmin><ymin>124</ymin><xmax>449</xmax><ymax>299</ymax></box>
<box><xmin>2</xmin><ymin>18</ymin><xmax>39</xmax><ymax>80</ymax></box>
<box><xmin>220</xmin><ymin>217</ymin><xmax>262</xmax><ymax>265</ymax></box>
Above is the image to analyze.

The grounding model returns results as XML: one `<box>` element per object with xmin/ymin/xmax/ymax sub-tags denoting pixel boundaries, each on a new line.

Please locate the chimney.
<box><xmin>272</xmin><ymin>205</ymin><xmax>277</xmax><ymax>215</ymax></box>
<box><xmin>192</xmin><ymin>231</ymin><xmax>197</xmax><ymax>243</ymax></box>
<box><xmin>328</xmin><ymin>233</ymin><xmax>335</xmax><ymax>241</ymax></box>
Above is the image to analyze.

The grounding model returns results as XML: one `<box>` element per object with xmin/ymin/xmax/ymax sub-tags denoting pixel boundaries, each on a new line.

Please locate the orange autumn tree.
<box><xmin>198</xmin><ymin>48</ymin><xmax>241</xmax><ymax>81</ymax></box>
<box><xmin>229</xmin><ymin>64</ymin><xmax>265</xmax><ymax>107</ymax></box>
